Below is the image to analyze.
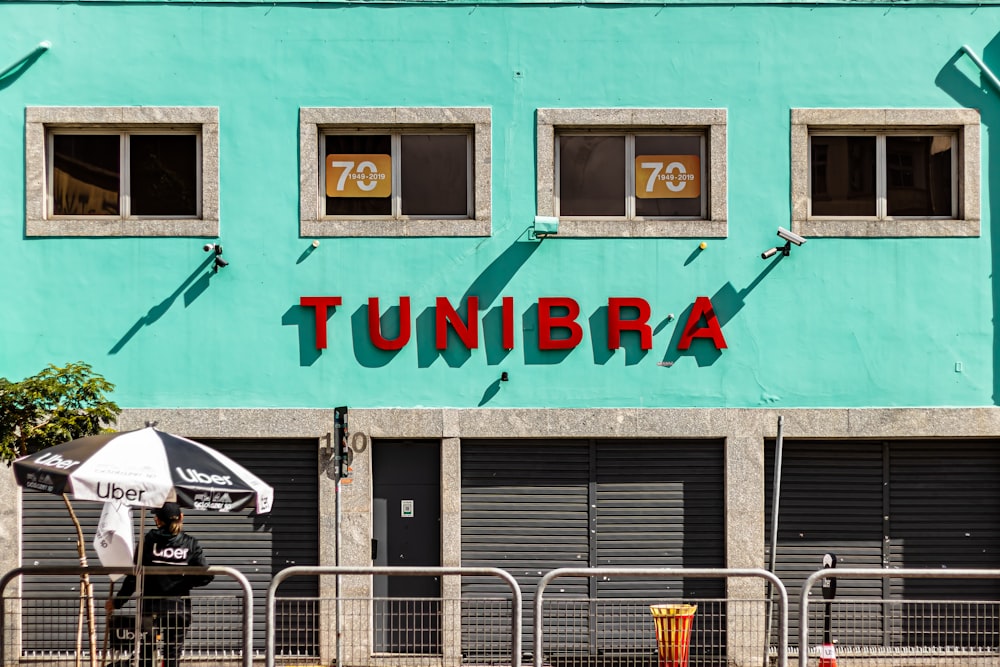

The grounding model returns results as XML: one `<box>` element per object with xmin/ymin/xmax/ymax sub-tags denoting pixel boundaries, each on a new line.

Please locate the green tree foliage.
<box><xmin>0</xmin><ymin>362</ymin><xmax>120</xmax><ymax>463</ymax></box>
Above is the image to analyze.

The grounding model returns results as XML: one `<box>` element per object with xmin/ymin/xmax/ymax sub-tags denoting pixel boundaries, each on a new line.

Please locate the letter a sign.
<box><xmin>677</xmin><ymin>296</ymin><xmax>727</xmax><ymax>350</ymax></box>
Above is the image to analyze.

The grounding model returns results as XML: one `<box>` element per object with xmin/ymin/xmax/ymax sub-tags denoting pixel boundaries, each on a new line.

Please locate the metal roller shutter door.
<box><xmin>595</xmin><ymin>439</ymin><xmax>725</xmax><ymax>590</ymax></box>
<box><xmin>461</xmin><ymin>440</ymin><xmax>591</xmax><ymax>655</ymax></box>
<box><xmin>887</xmin><ymin>440</ymin><xmax>1000</xmax><ymax>580</ymax></box>
<box><xmin>886</xmin><ymin>440</ymin><xmax>1000</xmax><ymax>649</ymax></box>
<box><xmin>461</xmin><ymin>439</ymin><xmax>725</xmax><ymax>656</ymax></box>
<box><xmin>764</xmin><ymin>440</ymin><xmax>886</xmax><ymax>647</ymax></box>
<box><xmin>20</xmin><ymin>437</ymin><xmax>318</xmax><ymax>656</ymax></box>
<box><xmin>594</xmin><ymin>439</ymin><xmax>725</xmax><ymax>660</ymax></box>
<box><xmin>765</xmin><ymin>439</ymin><xmax>1000</xmax><ymax>650</ymax></box>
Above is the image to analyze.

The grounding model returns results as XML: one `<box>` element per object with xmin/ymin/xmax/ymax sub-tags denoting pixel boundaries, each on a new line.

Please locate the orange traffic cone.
<box><xmin>818</xmin><ymin>641</ymin><xmax>837</xmax><ymax>667</ymax></box>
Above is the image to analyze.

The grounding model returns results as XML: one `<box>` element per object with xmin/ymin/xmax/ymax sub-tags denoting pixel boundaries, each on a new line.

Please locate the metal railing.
<box><xmin>11</xmin><ymin>564</ymin><xmax>1000</xmax><ymax>667</ymax></box>
<box><xmin>0</xmin><ymin>565</ymin><xmax>253</xmax><ymax>667</ymax></box>
<box><xmin>799</xmin><ymin>568</ymin><xmax>1000</xmax><ymax>667</ymax></box>
<box><xmin>266</xmin><ymin>566</ymin><xmax>523</xmax><ymax>667</ymax></box>
<box><xmin>534</xmin><ymin>568</ymin><xmax>789</xmax><ymax>667</ymax></box>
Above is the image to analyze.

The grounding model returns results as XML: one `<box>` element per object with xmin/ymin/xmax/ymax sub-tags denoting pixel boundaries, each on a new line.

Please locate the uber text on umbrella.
<box><xmin>176</xmin><ymin>468</ymin><xmax>234</xmax><ymax>486</ymax></box>
<box><xmin>34</xmin><ymin>453</ymin><xmax>82</xmax><ymax>470</ymax></box>
<box><xmin>96</xmin><ymin>482</ymin><xmax>145</xmax><ymax>502</ymax></box>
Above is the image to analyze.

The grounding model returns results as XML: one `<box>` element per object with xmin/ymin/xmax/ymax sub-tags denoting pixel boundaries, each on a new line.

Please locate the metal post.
<box><xmin>335</xmin><ymin>477</ymin><xmax>343</xmax><ymax>667</ymax></box>
<box><xmin>764</xmin><ymin>415</ymin><xmax>785</xmax><ymax>666</ymax></box>
<box><xmin>332</xmin><ymin>407</ymin><xmax>349</xmax><ymax>667</ymax></box>
<box><xmin>333</xmin><ymin>429</ymin><xmax>343</xmax><ymax>667</ymax></box>
<box><xmin>820</xmin><ymin>554</ymin><xmax>837</xmax><ymax>666</ymax></box>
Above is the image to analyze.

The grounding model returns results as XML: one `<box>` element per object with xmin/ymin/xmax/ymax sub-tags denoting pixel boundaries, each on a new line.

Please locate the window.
<box><xmin>300</xmin><ymin>107</ymin><xmax>491</xmax><ymax>237</ymax></box>
<box><xmin>536</xmin><ymin>109</ymin><xmax>727</xmax><ymax>238</ymax></box>
<box><xmin>791</xmin><ymin>109</ymin><xmax>980</xmax><ymax>237</ymax></box>
<box><xmin>26</xmin><ymin>107</ymin><xmax>219</xmax><ymax>237</ymax></box>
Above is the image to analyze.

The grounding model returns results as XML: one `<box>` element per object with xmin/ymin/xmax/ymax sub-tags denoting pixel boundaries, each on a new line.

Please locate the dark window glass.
<box><xmin>52</xmin><ymin>134</ymin><xmax>120</xmax><ymax>216</ymax></box>
<box><xmin>401</xmin><ymin>134</ymin><xmax>468</xmax><ymax>216</ymax></box>
<box><xmin>325</xmin><ymin>134</ymin><xmax>392</xmax><ymax>216</ymax></box>
<box><xmin>130</xmin><ymin>135</ymin><xmax>198</xmax><ymax>216</ymax></box>
<box><xmin>558</xmin><ymin>135</ymin><xmax>625</xmax><ymax>216</ymax></box>
<box><xmin>810</xmin><ymin>136</ymin><xmax>876</xmax><ymax>216</ymax></box>
<box><xmin>886</xmin><ymin>136</ymin><xmax>952</xmax><ymax>217</ymax></box>
<box><xmin>635</xmin><ymin>134</ymin><xmax>703</xmax><ymax>218</ymax></box>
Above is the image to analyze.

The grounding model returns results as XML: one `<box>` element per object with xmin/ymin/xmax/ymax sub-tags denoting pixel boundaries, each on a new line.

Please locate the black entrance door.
<box><xmin>372</xmin><ymin>439</ymin><xmax>441</xmax><ymax>653</ymax></box>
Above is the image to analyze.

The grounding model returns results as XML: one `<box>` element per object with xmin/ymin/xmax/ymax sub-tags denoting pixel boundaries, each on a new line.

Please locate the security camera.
<box><xmin>762</xmin><ymin>227</ymin><xmax>807</xmax><ymax>259</ymax></box>
<box><xmin>203</xmin><ymin>243</ymin><xmax>216</xmax><ymax>252</ymax></box>
<box><xmin>777</xmin><ymin>227</ymin><xmax>806</xmax><ymax>246</ymax></box>
<box><xmin>214</xmin><ymin>256</ymin><xmax>229</xmax><ymax>269</ymax></box>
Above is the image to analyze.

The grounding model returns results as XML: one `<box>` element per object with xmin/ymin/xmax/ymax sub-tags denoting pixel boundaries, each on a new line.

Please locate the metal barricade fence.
<box><xmin>799</xmin><ymin>568</ymin><xmax>1000</xmax><ymax>667</ymax></box>
<box><xmin>534</xmin><ymin>568</ymin><xmax>789</xmax><ymax>667</ymax></box>
<box><xmin>0</xmin><ymin>565</ymin><xmax>253</xmax><ymax>667</ymax></box>
<box><xmin>266</xmin><ymin>567</ymin><xmax>522</xmax><ymax>667</ymax></box>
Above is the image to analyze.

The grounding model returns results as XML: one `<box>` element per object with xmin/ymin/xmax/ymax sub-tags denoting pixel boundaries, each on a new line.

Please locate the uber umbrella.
<box><xmin>14</xmin><ymin>426</ymin><xmax>274</xmax><ymax>513</ymax></box>
<box><xmin>14</xmin><ymin>427</ymin><xmax>275</xmax><ymax>666</ymax></box>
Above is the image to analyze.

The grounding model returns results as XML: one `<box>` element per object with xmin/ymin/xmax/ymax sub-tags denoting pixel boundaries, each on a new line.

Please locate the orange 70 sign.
<box><xmin>326</xmin><ymin>154</ymin><xmax>392</xmax><ymax>198</ymax></box>
<box><xmin>635</xmin><ymin>155</ymin><xmax>700</xmax><ymax>199</ymax></box>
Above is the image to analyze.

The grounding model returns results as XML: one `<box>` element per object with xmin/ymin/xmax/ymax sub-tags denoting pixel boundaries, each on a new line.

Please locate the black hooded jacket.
<box><xmin>114</xmin><ymin>527</ymin><xmax>214</xmax><ymax>608</ymax></box>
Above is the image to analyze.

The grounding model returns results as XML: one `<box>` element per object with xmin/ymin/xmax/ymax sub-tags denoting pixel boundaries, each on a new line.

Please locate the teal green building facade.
<box><xmin>2</xmin><ymin>1</ymin><xmax>996</xmax><ymax>410</ymax></box>
<box><xmin>3</xmin><ymin>0</ymin><xmax>1000</xmax><ymax>659</ymax></box>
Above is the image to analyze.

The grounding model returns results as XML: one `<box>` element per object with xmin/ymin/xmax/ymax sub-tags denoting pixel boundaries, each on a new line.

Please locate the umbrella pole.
<box><xmin>63</xmin><ymin>494</ymin><xmax>98</xmax><ymax>667</ymax></box>
<box><xmin>102</xmin><ymin>585</ymin><xmax>113</xmax><ymax>667</ymax></box>
<box><xmin>132</xmin><ymin>508</ymin><xmax>146</xmax><ymax>667</ymax></box>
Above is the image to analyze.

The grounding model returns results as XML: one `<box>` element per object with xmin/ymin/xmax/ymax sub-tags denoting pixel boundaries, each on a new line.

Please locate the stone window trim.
<box><xmin>536</xmin><ymin>108</ymin><xmax>728</xmax><ymax>238</ymax></box>
<box><xmin>25</xmin><ymin>106</ymin><xmax>220</xmax><ymax>238</ymax></box>
<box><xmin>791</xmin><ymin>108</ymin><xmax>981</xmax><ymax>238</ymax></box>
<box><xmin>300</xmin><ymin>107</ymin><xmax>492</xmax><ymax>238</ymax></box>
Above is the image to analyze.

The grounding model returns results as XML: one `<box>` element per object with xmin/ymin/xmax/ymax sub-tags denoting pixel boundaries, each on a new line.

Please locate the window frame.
<box><xmin>26</xmin><ymin>107</ymin><xmax>219</xmax><ymax>238</ymax></box>
<box><xmin>321</xmin><ymin>129</ymin><xmax>472</xmax><ymax>220</ymax></box>
<box><xmin>791</xmin><ymin>108</ymin><xmax>980</xmax><ymax>238</ymax></box>
<box><xmin>300</xmin><ymin>107</ymin><xmax>491</xmax><ymax>238</ymax></box>
<box><xmin>536</xmin><ymin>108</ymin><xmax>727</xmax><ymax>238</ymax></box>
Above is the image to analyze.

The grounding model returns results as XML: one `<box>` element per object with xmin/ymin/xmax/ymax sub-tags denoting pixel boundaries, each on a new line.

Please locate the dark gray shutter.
<box><xmin>20</xmin><ymin>437</ymin><xmax>318</xmax><ymax>656</ymax></box>
<box><xmin>461</xmin><ymin>439</ymin><xmax>725</xmax><ymax>657</ymax></box>
<box><xmin>765</xmin><ymin>438</ymin><xmax>1000</xmax><ymax>650</ymax></box>
<box><xmin>886</xmin><ymin>440</ymin><xmax>1000</xmax><ymax>649</ymax></box>
<box><xmin>196</xmin><ymin>438</ymin><xmax>320</xmax><ymax>655</ymax></box>
<box><xmin>887</xmin><ymin>440</ymin><xmax>1000</xmax><ymax>576</ymax></box>
<box><xmin>595</xmin><ymin>439</ymin><xmax>725</xmax><ymax>591</ymax></box>
<box><xmin>595</xmin><ymin>439</ymin><xmax>725</xmax><ymax>659</ymax></box>
<box><xmin>764</xmin><ymin>439</ymin><xmax>885</xmax><ymax>647</ymax></box>
<box><xmin>461</xmin><ymin>440</ymin><xmax>591</xmax><ymax>655</ymax></box>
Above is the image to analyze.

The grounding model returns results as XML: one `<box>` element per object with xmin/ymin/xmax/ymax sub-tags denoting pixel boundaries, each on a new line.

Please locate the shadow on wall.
<box><xmin>936</xmin><ymin>38</ymin><xmax>1000</xmax><ymax>405</ymax></box>
<box><xmin>108</xmin><ymin>255</ymin><xmax>215</xmax><ymax>355</ymax></box>
<box><xmin>659</xmin><ymin>254</ymin><xmax>785</xmax><ymax>368</ymax></box>
<box><xmin>0</xmin><ymin>42</ymin><xmax>49</xmax><ymax>93</ymax></box>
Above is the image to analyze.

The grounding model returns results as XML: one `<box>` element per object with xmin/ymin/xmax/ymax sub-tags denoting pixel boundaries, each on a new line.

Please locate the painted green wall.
<box><xmin>1</xmin><ymin>1</ymin><xmax>997</xmax><ymax>408</ymax></box>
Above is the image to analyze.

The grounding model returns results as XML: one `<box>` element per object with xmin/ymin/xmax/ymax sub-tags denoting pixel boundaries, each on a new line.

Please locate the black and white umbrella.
<box><xmin>14</xmin><ymin>427</ymin><xmax>275</xmax><ymax>667</ymax></box>
<box><xmin>13</xmin><ymin>426</ymin><xmax>274</xmax><ymax>514</ymax></box>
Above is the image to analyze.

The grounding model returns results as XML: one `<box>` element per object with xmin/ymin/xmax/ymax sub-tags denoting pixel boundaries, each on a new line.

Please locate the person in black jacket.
<box><xmin>106</xmin><ymin>502</ymin><xmax>214</xmax><ymax>667</ymax></box>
